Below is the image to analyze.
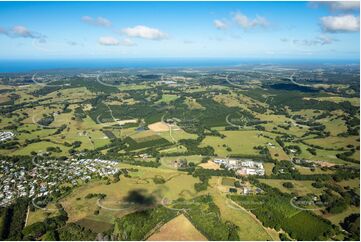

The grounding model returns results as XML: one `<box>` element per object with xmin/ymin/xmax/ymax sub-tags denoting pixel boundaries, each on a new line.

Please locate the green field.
<box><xmin>156</xmin><ymin>94</ymin><xmax>179</xmax><ymax>104</ymax></box>
<box><xmin>258</xmin><ymin>179</ymin><xmax>325</xmax><ymax>196</ymax></box>
<box><xmin>58</xmin><ymin>165</ymin><xmax>200</xmax><ymax>227</ymax></box>
<box><xmin>200</xmin><ymin>130</ymin><xmax>276</xmax><ymax>157</ymax></box>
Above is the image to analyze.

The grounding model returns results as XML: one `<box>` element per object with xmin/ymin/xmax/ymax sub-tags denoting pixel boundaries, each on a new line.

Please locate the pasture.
<box><xmin>59</xmin><ymin>165</ymin><xmax>199</xmax><ymax>226</ymax></box>
<box><xmin>200</xmin><ymin>130</ymin><xmax>275</xmax><ymax>157</ymax></box>
<box><xmin>304</xmin><ymin>136</ymin><xmax>359</xmax><ymax>150</ymax></box>
<box><xmin>258</xmin><ymin>179</ymin><xmax>325</xmax><ymax>196</ymax></box>
<box><xmin>156</xmin><ymin>94</ymin><xmax>178</xmax><ymax>104</ymax></box>
<box><xmin>147</xmin><ymin>214</ymin><xmax>207</xmax><ymax>241</ymax></box>
<box><xmin>160</xmin><ymin>155</ymin><xmax>203</xmax><ymax>169</ymax></box>
<box><xmin>207</xmin><ymin>177</ymin><xmax>274</xmax><ymax>241</ymax></box>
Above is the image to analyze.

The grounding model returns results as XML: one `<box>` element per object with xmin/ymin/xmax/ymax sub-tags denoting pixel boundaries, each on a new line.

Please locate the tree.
<box><xmin>229</xmin><ymin>188</ymin><xmax>237</xmax><ymax>193</ymax></box>
<box><xmin>341</xmin><ymin>213</ymin><xmax>360</xmax><ymax>240</ymax></box>
<box><xmin>283</xmin><ymin>182</ymin><xmax>294</xmax><ymax>188</ymax></box>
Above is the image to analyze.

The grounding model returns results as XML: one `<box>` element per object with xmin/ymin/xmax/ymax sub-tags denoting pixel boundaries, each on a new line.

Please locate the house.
<box><xmin>213</xmin><ymin>158</ymin><xmax>226</xmax><ymax>165</ymax></box>
<box><xmin>173</xmin><ymin>159</ymin><xmax>187</xmax><ymax>169</ymax></box>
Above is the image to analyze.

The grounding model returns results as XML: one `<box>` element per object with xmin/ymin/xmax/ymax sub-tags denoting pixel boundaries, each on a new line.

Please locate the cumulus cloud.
<box><xmin>233</xmin><ymin>12</ymin><xmax>269</xmax><ymax>29</ymax></box>
<box><xmin>0</xmin><ymin>25</ymin><xmax>46</xmax><ymax>40</ymax></box>
<box><xmin>321</xmin><ymin>14</ymin><xmax>360</xmax><ymax>32</ymax></box>
<box><xmin>82</xmin><ymin>16</ymin><xmax>112</xmax><ymax>27</ymax></box>
<box><xmin>98</xmin><ymin>36</ymin><xmax>119</xmax><ymax>46</ymax></box>
<box><xmin>121</xmin><ymin>25</ymin><xmax>167</xmax><ymax>40</ymax></box>
<box><xmin>213</xmin><ymin>19</ymin><xmax>228</xmax><ymax>30</ymax></box>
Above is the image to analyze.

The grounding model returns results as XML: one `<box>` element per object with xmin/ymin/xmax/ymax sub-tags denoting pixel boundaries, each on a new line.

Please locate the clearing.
<box><xmin>198</xmin><ymin>161</ymin><xmax>221</xmax><ymax>170</ymax></box>
<box><xmin>148</xmin><ymin>122</ymin><xmax>170</xmax><ymax>132</ymax></box>
<box><xmin>147</xmin><ymin>214</ymin><xmax>207</xmax><ymax>241</ymax></box>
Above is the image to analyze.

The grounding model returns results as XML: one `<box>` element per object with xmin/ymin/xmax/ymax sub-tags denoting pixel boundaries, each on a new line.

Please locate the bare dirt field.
<box><xmin>313</xmin><ymin>160</ymin><xmax>336</xmax><ymax>167</ymax></box>
<box><xmin>147</xmin><ymin>214</ymin><xmax>207</xmax><ymax>241</ymax></box>
<box><xmin>148</xmin><ymin>122</ymin><xmax>170</xmax><ymax>132</ymax></box>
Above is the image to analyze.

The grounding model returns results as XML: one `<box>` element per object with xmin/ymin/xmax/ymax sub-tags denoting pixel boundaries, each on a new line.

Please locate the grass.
<box><xmin>0</xmin><ymin>93</ymin><xmax>10</xmax><ymax>103</ymax></box>
<box><xmin>147</xmin><ymin>214</ymin><xmax>207</xmax><ymax>241</ymax></box>
<box><xmin>27</xmin><ymin>204</ymin><xmax>60</xmax><ymax>226</ymax></box>
<box><xmin>17</xmin><ymin>128</ymin><xmax>57</xmax><ymax>141</ymax></box>
<box><xmin>156</xmin><ymin>94</ymin><xmax>178</xmax><ymax>104</ymax></box>
<box><xmin>59</xmin><ymin>165</ymin><xmax>199</xmax><ymax>224</ymax></box>
<box><xmin>207</xmin><ymin>177</ymin><xmax>273</xmax><ymax>241</ymax></box>
<box><xmin>118</xmin><ymin>84</ymin><xmax>151</xmax><ymax>91</ymax></box>
<box><xmin>200</xmin><ymin>130</ymin><xmax>277</xmax><ymax>157</ymax></box>
<box><xmin>157</xmin><ymin>128</ymin><xmax>198</xmax><ymax>142</ymax></box>
<box><xmin>76</xmin><ymin>218</ymin><xmax>113</xmax><ymax>233</ymax></box>
<box><xmin>304</xmin><ymin>136</ymin><xmax>359</xmax><ymax>151</ymax></box>
<box><xmin>159</xmin><ymin>155</ymin><xmax>203</xmax><ymax>169</ymax></box>
<box><xmin>221</xmin><ymin>177</ymin><xmax>236</xmax><ymax>186</ymax></box>
<box><xmin>284</xmin><ymin>141</ymin><xmax>352</xmax><ymax>166</ymax></box>
<box><xmin>256</xmin><ymin>113</ymin><xmax>309</xmax><ymax>138</ymax></box>
<box><xmin>129</xmin><ymin>130</ymin><xmax>159</xmax><ymax>142</ymax></box>
<box><xmin>213</xmin><ymin>95</ymin><xmax>241</xmax><ymax>107</ymax></box>
<box><xmin>263</xmin><ymin>163</ymin><xmax>274</xmax><ymax>176</ymax></box>
<box><xmin>12</xmin><ymin>141</ymin><xmax>70</xmax><ymax>156</ymax></box>
<box><xmin>184</xmin><ymin>97</ymin><xmax>204</xmax><ymax>110</ymax></box>
<box><xmin>337</xmin><ymin>178</ymin><xmax>360</xmax><ymax>195</ymax></box>
<box><xmin>159</xmin><ymin>145</ymin><xmax>187</xmax><ymax>154</ymax></box>
<box><xmin>319</xmin><ymin>117</ymin><xmax>347</xmax><ymax>136</ymax></box>
<box><xmin>314</xmin><ymin>205</ymin><xmax>360</xmax><ymax>226</ymax></box>
<box><xmin>230</xmin><ymin>192</ymin><xmax>333</xmax><ymax>240</ymax></box>
<box><xmin>304</xmin><ymin>96</ymin><xmax>360</xmax><ymax>106</ymax></box>
<box><xmin>41</xmin><ymin>87</ymin><xmax>95</xmax><ymax>104</ymax></box>
<box><xmin>258</xmin><ymin>179</ymin><xmax>325</xmax><ymax>196</ymax></box>
<box><xmin>267</xmin><ymin>146</ymin><xmax>289</xmax><ymax>160</ymax></box>
<box><xmin>295</xmin><ymin>165</ymin><xmax>335</xmax><ymax>175</ymax></box>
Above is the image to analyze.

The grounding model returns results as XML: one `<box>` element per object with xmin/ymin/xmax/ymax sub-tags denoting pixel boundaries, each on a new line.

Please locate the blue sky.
<box><xmin>0</xmin><ymin>1</ymin><xmax>359</xmax><ymax>60</ymax></box>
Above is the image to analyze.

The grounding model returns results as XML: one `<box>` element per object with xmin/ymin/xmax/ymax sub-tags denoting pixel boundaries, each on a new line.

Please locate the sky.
<box><xmin>0</xmin><ymin>1</ymin><xmax>359</xmax><ymax>60</ymax></box>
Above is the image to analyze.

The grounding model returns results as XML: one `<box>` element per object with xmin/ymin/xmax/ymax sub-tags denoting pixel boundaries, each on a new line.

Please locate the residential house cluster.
<box><xmin>0</xmin><ymin>131</ymin><xmax>14</xmax><ymax>142</ymax></box>
<box><xmin>0</xmin><ymin>158</ymin><xmax>119</xmax><ymax>207</ymax></box>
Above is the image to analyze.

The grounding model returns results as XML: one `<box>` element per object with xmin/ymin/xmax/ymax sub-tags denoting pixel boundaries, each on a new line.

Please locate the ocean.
<box><xmin>0</xmin><ymin>58</ymin><xmax>358</xmax><ymax>73</ymax></box>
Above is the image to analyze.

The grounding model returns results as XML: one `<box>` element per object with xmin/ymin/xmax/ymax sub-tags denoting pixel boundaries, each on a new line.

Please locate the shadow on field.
<box><xmin>122</xmin><ymin>189</ymin><xmax>157</xmax><ymax>207</ymax></box>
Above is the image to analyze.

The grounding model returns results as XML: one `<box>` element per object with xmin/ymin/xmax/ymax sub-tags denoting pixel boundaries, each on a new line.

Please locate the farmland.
<box><xmin>0</xmin><ymin>64</ymin><xmax>359</xmax><ymax>241</ymax></box>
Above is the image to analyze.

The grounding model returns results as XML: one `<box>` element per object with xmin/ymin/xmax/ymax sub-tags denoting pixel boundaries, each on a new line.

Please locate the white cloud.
<box><xmin>317</xmin><ymin>35</ymin><xmax>336</xmax><ymax>45</ymax></box>
<box><xmin>321</xmin><ymin>14</ymin><xmax>360</xmax><ymax>32</ymax></box>
<box><xmin>0</xmin><ymin>25</ymin><xmax>46</xmax><ymax>40</ymax></box>
<box><xmin>98</xmin><ymin>36</ymin><xmax>136</xmax><ymax>47</ymax></box>
<box><xmin>121</xmin><ymin>25</ymin><xmax>167</xmax><ymax>40</ymax></box>
<box><xmin>96</xmin><ymin>17</ymin><xmax>112</xmax><ymax>27</ymax></box>
<box><xmin>292</xmin><ymin>35</ymin><xmax>337</xmax><ymax>46</ymax></box>
<box><xmin>98</xmin><ymin>36</ymin><xmax>119</xmax><ymax>46</ymax></box>
<box><xmin>328</xmin><ymin>1</ymin><xmax>360</xmax><ymax>11</ymax></box>
<box><xmin>67</xmin><ymin>40</ymin><xmax>84</xmax><ymax>46</ymax></box>
<box><xmin>312</xmin><ymin>1</ymin><xmax>360</xmax><ymax>11</ymax></box>
<box><xmin>120</xmin><ymin>38</ymin><xmax>136</xmax><ymax>46</ymax></box>
<box><xmin>82</xmin><ymin>16</ymin><xmax>112</xmax><ymax>27</ymax></box>
<box><xmin>233</xmin><ymin>12</ymin><xmax>269</xmax><ymax>29</ymax></box>
<box><xmin>183</xmin><ymin>40</ymin><xmax>194</xmax><ymax>44</ymax></box>
<box><xmin>81</xmin><ymin>16</ymin><xmax>92</xmax><ymax>22</ymax></box>
<box><xmin>213</xmin><ymin>19</ymin><xmax>228</xmax><ymax>30</ymax></box>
